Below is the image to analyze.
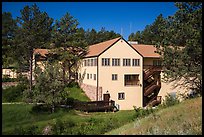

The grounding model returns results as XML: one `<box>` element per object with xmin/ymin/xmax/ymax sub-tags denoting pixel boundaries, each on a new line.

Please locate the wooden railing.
<box><xmin>147</xmin><ymin>96</ymin><xmax>162</xmax><ymax>107</ymax></box>
<box><xmin>73</xmin><ymin>100</ymin><xmax>115</xmax><ymax>112</ymax></box>
<box><xmin>143</xmin><ymin>66</ymin><xmax>162</xmax><ymax>80</ymax></box>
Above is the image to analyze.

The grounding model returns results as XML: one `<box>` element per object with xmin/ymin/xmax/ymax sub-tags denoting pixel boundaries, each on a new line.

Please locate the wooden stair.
<box><xmin>143</xmin><ymin>66</ymin><xmax>162</xmax><ymax>107</ymax></box>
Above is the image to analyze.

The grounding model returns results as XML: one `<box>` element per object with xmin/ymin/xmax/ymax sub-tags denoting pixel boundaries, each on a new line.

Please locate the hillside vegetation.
<box><xmin>105</xmin><ymin>97</ymin><xmax>202</xmax><ymax>135</ymax></box>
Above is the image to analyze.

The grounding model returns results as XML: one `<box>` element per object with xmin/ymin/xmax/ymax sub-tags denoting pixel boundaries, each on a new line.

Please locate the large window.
<box><xmin>118</xmin><ymin>92</ymin><xmax>125</xmax><ymax>100</ymax></box>
<box><xmin>124</xmin><ymin>74</ymin><xmax>139</xmax><ymax>86</ymax></box>
<box><xmin>153</xmin><ymin>60</ymin><xmax>162</xmax><ymax>66</ymax></box>
<box><xmin>112</xmin><ymin>58</ymin><xmax>120</xmax><ymax>66</ymax></box>
<box><xmin>123</xmin><ymin>58</ymin><xmax>131</xmax><ymax>66</ymax></box>
<box><xmin>132</xmin><ymin>59</ymin><xmax>140</xmax><ymax>66</ymax></box>
<box><xmin>102</xmin><ymin>58</ymin><xmax>110</xmax><ymax>66</ymax></box>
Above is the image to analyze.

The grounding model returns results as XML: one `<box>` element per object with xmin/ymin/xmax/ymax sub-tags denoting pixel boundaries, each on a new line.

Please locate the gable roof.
<box><xmin>85</xmin><ymin>37</ymin><xmax>121</xmax><ymax>57</ymax></box>
<box><xmin>131</xmin><ymin>44</ymin><xmax>161</xmax><ymax>58</ymax></box>
<box><xmin>33</xmin><ymin>49</ymin><xmax>49</xmax><ymax>57</ymax></box>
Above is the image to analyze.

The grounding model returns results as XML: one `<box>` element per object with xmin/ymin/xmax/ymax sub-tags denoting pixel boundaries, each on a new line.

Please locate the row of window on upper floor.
<box><xmin>83</xmin><ymin>58</ymin><xmax>140</xmax><ymax>67</ymax></box>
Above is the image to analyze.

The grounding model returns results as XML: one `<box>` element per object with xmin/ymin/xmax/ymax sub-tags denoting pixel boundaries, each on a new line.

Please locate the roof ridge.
<box><xmin>88</xmin><ymin>37</ymin><xmax>121</xmax><ymax>47</ymax></box>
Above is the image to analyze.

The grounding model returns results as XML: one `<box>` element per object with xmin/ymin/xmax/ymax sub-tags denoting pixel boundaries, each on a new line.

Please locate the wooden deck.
<box><xmin>73</xmin><ymin>100</ymin><xmax>116</xmax><ymax>112</ymax></box>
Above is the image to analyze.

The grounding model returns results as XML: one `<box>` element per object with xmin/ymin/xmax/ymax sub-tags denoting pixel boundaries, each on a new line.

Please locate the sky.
<box><xmin>2</xmin><ymin>2</ymin><xmax>178</xmax><ymax>40</ymax></box>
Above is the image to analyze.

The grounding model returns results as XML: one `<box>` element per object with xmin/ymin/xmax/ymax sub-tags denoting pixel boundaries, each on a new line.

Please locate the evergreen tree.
<box><xmin>15</xmin><ymin>4</ymin><xmax>53</xmax><ymax>94</ymax></box>
<box><xmin>157</xmin><ymin>2</ymin><xmax>202</xmax><ymax>94</ymax></box>
<box><xmin>33</xmin><ymin>62</ymin><xmax>65</xmax><ymax>113</ymax></box>
<box><xmin>51</xmin><ymin>12</ymin><xmax>87</xmax><ymax>85</ymax></box>
<box><xmin>2</xmin><ymin>12</ymin><xmax>17</xmax><ymax>68</ymax></box>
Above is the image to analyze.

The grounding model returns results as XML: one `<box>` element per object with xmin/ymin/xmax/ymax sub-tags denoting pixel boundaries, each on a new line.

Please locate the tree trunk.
<box><xmin>62</xmin><ymin>61</ymin><xmax>66</xmax><ymax>85</ymax></box>
<box><xmin>29</xmin><ymin>50</ymin><xmax>33</xmax><ymax>95</ymax></box>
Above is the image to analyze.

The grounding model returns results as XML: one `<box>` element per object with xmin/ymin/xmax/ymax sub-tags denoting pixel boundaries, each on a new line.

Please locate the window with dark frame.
<box><xmin>118</xmin><ymin>92</ymin><xmax>125</xmax><ymax>100</ymax></box>
<box><xmin>102</xmin><ymin>58</ymin><xmax>110</xmax><ymax>66</ymax></box>
<box><xmin>124</xmin><ymin>74</ymin><xmax>139</xmax><ymax>86</ymax></box>
<box><xmin>132</xmin><ymin>59</ymin><xmax>140</xmax><ymax>66</ymax></box>
<box><xmin>94</xmin><ymin>74</ymin><xmax>96</xmax><ymax>80</ymax></box>
<box><xmin>153</xmin><ymin>60</ymin><xmax>162</xmax><ymax>66</ymax></box>
<box><xmin>112</xmin><ymin>74</ymin><xmax>118</xmax><ymax>80</ymax></box>
<box><xmin>112</xmin><ymin>58</ymin><xmax>120</xmax><ymax>66</ymax></box>
<box><xmin>87</xmin><ymin>73</ymin><xmax>89</xmax><ymax>79</ymax></box>
<box><xmin>123</xmin><ymin>58</ymin><xmax>131</xmax><ymax>66</ymax></box>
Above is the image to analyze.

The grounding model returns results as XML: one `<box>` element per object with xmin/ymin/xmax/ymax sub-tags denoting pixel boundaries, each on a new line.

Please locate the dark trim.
<box><xmin>142</xmin><ymin>57</ymin><xmax>144</xmax><ymax>107</ymax></box>
<box><xmin>98</xmin><ymin>37</ymin><xmax>122</xmax><ymax>57</ymax></box>
<box><xmin>83</xmin><ymin>55</ymin><xmax>98</xmax><ymax>59</ymax></box>
<box><xmin>96</xmin><ymin>56</ymin><xmax>99</xmax><ymax>101</ymax></box>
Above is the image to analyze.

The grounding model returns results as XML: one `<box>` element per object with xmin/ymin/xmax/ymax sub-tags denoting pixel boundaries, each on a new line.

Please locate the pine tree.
<box><xmin>15</xmin><ymin>4</ymin><xmax>53</xmax><ymax>94</ymax></box>
<box><xmin>51</xmin><ymin>12</ymin><xmax>87</xmax><ymax>85</ymax></box>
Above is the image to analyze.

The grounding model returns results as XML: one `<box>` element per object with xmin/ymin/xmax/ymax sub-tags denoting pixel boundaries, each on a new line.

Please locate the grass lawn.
<box><xmin>2</xmin><ymin>103</ymin><xmax>136</xmax><ymax>135</ymax></box>
<box><xmin>105</xmin><ymin>97</ymin><xmax>202</xmax><ymax>135</ymax></box>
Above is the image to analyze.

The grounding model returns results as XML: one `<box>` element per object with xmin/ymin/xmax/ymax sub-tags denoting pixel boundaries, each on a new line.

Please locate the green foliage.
<box><xmin>85</xmin><ymin>28</ymin><xmax>121</xmax><ymax>45</ymax></box>
<box><xmin>133</xmin><ymin>106</ymin><xmax>155</xmax><ymax>119</ymax></box>
<box><xmin>2</xmin><ymin>83</ymin><xmax>27</xmax><ymax>102</ymax></box>
<box><xmin>13</xmin><ymin>3</ymin><xmax>53</xmax><ymax>91</ymax></box>
<box><xmin>2</xmin><ymin>12</ymin><xmax>17</xmax><ymax>68</ymax></box>
<box><xmin>13</xmin><ymin>125</ymin><xmax>40</xmax><ymax>135</ymax></box>
<box><xmin>32</xmin><ymin>62</ymin><xmax>65</xmax><ymax>113</ymax></box>
<box><xmin>50</xmin><ymin>12</ymin><xmax>88</xmax><ymax>85</ymax></box>
<box><xmin>161</xmin><ymin>93</ymin><xmax>180</xmax><ymax>108</ymax></box>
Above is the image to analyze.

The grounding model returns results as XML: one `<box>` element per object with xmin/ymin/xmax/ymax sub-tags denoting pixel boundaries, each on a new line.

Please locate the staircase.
<box><xmin>143</xmin><ymin>66</ymin><xmax>162</xmax><ymax>107</ymax></box>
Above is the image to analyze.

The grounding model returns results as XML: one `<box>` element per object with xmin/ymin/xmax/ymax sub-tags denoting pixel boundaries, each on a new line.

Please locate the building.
<box><xmin>33</xmin><ymin>37</ymin><xmax>192</xmax><ymax>110</ymax></box>
<box><xmin>78</xmin><ymin>37</ymin><xmax>163</xmax><ymax>110</ymax></box>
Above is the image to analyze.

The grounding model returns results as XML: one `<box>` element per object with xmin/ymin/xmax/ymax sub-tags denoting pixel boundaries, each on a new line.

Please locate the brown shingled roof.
<box><xmin>131</xmin><ymin>44</ymin><xmax>160</xmax><ymax>58</ymax></box>
<box><xmin>85</xmin><ymin>37</ymin><xmax>121</xmax><ymax>57</ymax></box>
<box><xmin>33</xmin><ymin>49</ymin><xmax>49</xmax><ymax>57</ymax></box>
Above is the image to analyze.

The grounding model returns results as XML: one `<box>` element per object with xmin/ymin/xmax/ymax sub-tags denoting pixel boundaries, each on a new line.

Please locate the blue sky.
<box><xmin>2</xmin><ymin>2</ymin><xmax>178</xmax><ymax>40</ymax></box>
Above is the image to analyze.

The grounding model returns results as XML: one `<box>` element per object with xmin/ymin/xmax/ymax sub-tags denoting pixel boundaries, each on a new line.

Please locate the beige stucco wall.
<box><xmin>78</xmin><ymin>57</ymin><xmax>98</xmax><ymax>86</ymax></box>
<box><xmin>158</xmin><ymin>72</ymin><xmax>191</xmax><ymax>102</ymax></box>
<box><xmin>2</xmin><ymin>69</ymin><xmax>17</xmax><ymax>78</ymax></box>
<box><xmin>98</xmin><ymin>39</ymin><xmax>143</xmax><ymax>110</ymax></box>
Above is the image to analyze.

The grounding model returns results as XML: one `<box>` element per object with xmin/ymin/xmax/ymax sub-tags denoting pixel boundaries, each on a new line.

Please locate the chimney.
<box><xmin>128</xmin><ymin>41</ymin><xmax>138</xmax><ymax>45</ymax></box>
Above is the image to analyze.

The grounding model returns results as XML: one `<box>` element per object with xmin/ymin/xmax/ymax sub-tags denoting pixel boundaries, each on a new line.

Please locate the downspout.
<box><xmin>96</xmin><ymin>57</ymin><xmax>99</xmax><ymax>101</ymax></box>
<box><xmin>142</xmin><ymin>57</ymin><xmax>144</xmax><ymax>107</ymax></box>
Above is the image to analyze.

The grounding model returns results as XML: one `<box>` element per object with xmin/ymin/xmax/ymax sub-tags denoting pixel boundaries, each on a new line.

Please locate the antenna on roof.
<box><xmin>120</xmin><ymin>27</ymin><xmax>123</xmax><ymax>38</ymax></box>
<box><xmin>129</xmin><ymin>22</ymin><xmax>132</xmax><ymax>34</ymax></box>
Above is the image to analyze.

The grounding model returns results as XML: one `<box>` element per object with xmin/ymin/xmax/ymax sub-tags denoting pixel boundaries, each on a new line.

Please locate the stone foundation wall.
<box><xmin>80</xmin><ymin>83</ymin><xmax>102</xmax><ymax>101</ymax></box>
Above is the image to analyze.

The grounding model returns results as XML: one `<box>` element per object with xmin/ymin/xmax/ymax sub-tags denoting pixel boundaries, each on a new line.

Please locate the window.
<box><xmin>112</xmin><ymin>74</ymin><xmax>118</xmax><ymax>80</ymax></box>
<box><xmin>90</xmin><ymin>74</ymin><xmax>92</xmax><ymax>79</ymax></box>
<box><xmin>94</xmin><ymin>74</ymin><xmax>96</xmax><ymax>80</ymax></box>
<box><xmin>124</xmin><ymin>74</ymin><xmax>139</xmax><ymax>86</ymax></box>
<box><xmin>153</xmin><ymin>60</ymin><xmax>162</xmax><ymax>66</ymax></box>
<box><xmin>102</xmin><ymin>58</ymin><xmax>110</xmax><ymax>66</ymax></box>
<box><xmin>84</xmin><ymin>60</ymin><xmax>87</xmax><ymax>66</ymax></box>
<box><xmin>91</xmin><ymin>59</ymin><xmax>94</xmax><ymax>66</ymax></box>
<box><xmin>87</xmin><ymin>73</ymin><xmax>89</xmax><ymax>79</ymax></box>
<box><xmin>123</xmin><ymin>58</ymin><xmax>131</xmax><ymax>66</ymax></box>
<box><xmin>78</xmin><ymin>73</ymin><xmax>81</xmax><ymax>79</ymax></box>
<box><xmin>118</xmin><ymin>93</ymin><xmax>125</xmax><ymax>100</ymax></box>
<box><xmin>112</xmin><ymin>58</ymin><xmax>120</xmax><ymax>66</ymax></box>
<box><xmin>132</xmin><ymin>59</ymin><xmax>140</xmax><ymax>66</ymax></box>
<box><xmin>94</xmin><ymin>58</ymin><xmax>97</xmax><ymax>66</ymax></box>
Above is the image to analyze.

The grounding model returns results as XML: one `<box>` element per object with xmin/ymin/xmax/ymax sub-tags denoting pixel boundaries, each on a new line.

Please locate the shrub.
<box><xmin>162</xmin><ymin>93</ymin><xmax>180</xmax><ymax>107</ymax></box>
<box><xmin>133</xmin><ymin>106</ymin><xmax>155</xmax><ymax>119</ymax></box>
<box><xmin>13</xmin><ymin>125</ymin><xmax>40</xmax><ymax>135</ymax></box>
<box><xmin>2</xmin><ymin>83</ymin><xmax>27</xmax><ymax>102</ymax></box>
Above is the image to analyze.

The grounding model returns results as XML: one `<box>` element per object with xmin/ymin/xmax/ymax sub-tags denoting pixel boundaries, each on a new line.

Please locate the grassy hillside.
<box><xmin>2</xmin><ymin>86</ymin><xmax>136</xmax><ymax>135</ymax></box>
<box><xmin>105</xmin><ymin>97</ymin><xmax>202</xmax><ymax>135</ymax></box>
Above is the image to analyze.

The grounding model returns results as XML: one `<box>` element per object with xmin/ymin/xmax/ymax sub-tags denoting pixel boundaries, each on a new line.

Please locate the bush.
<box><xmin>13</xmin><ymin>125</ymin><xmax>40</xmax><ymax>135</ymax></box>
<box><xmin>66</xmin><ymin>81</ymin><xmax>80</xmax><ymax>88</ymax></box>
<box><xmin>2</xmin><ymin>75</ymin><xmax>17</xmax><ymax>82</ymax></box>
<box><xmin>162</xmin><ymin>93</ymin><xmax>180</xmax><ymax>107</ymax></box>
<box><xmin>2</xmin><ymin>83</ymin><xmax>27</xmax><ymax>102</ymax></box>
<box><xmin>133</xmin><ymin>106</ymin><xmax>155</xmax><ymax>119</ymax></box>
